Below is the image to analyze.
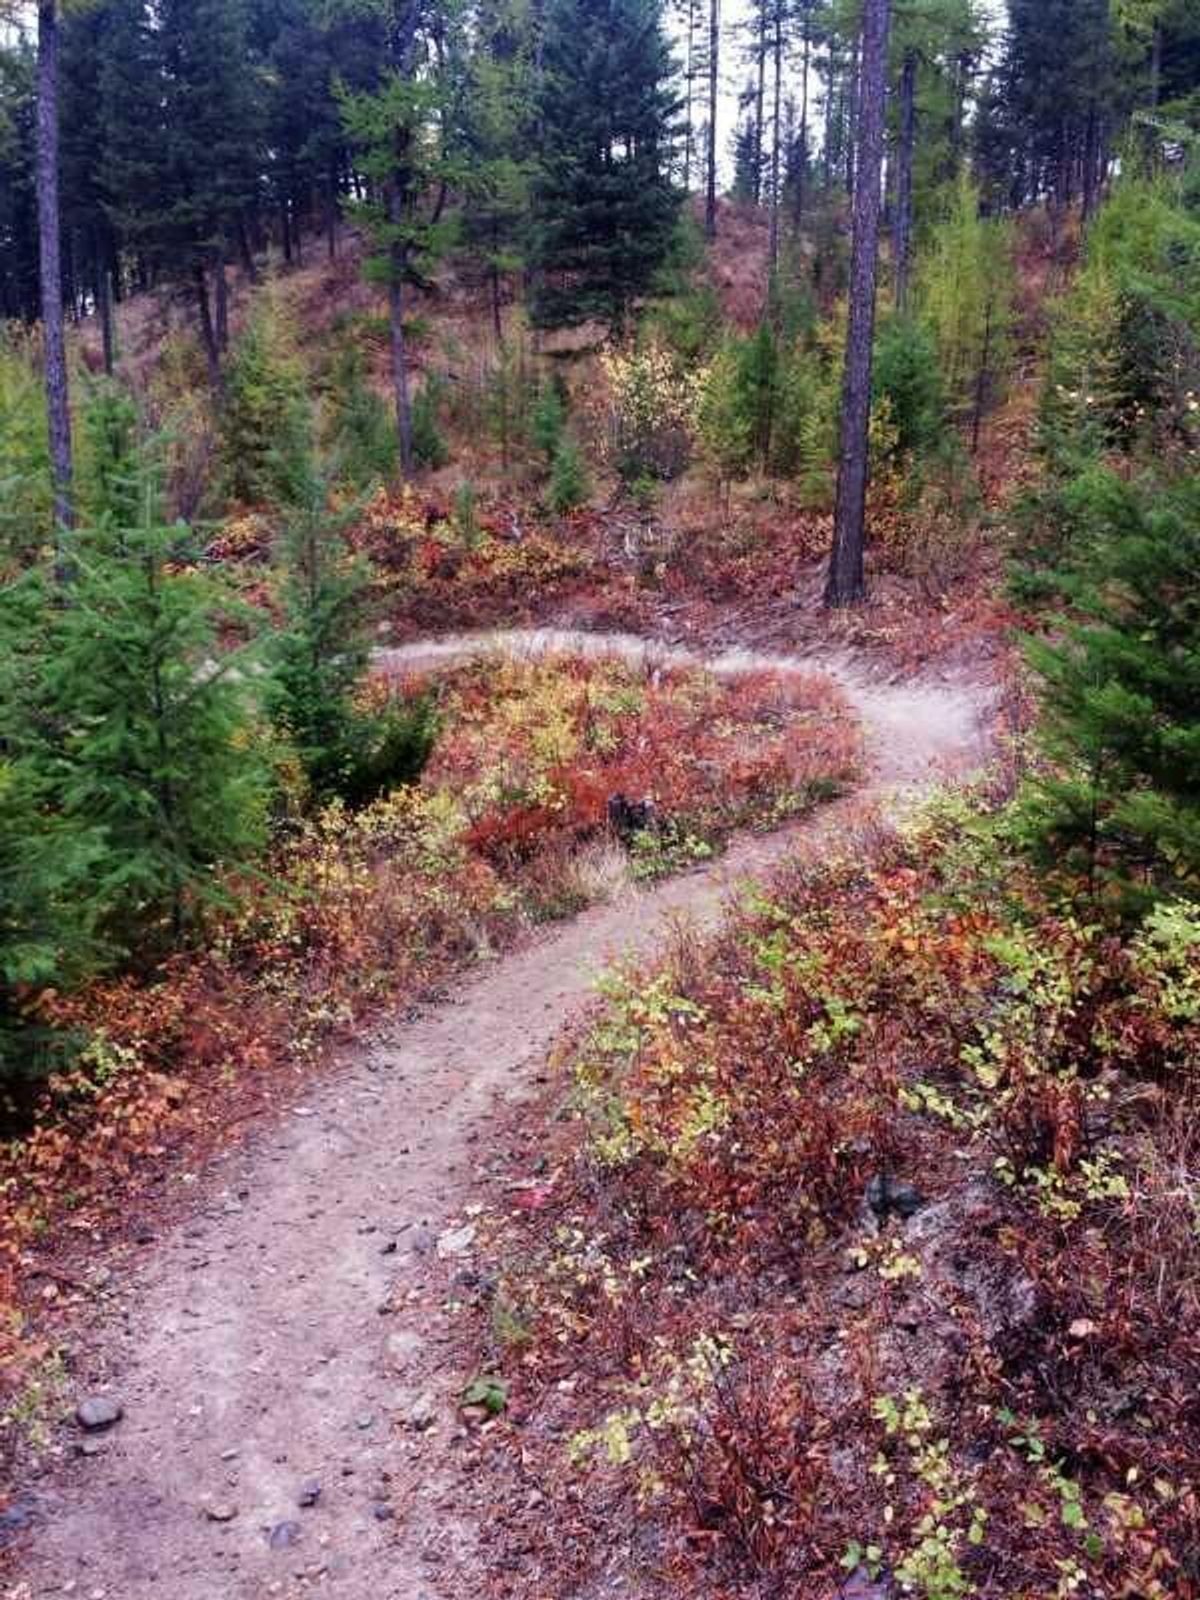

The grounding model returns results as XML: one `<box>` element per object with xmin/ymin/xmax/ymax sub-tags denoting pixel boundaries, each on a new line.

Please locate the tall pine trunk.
<box><xmin>193</xmin><ymin>265</ymin><xmax>222</xmax><ymax>391</ymax></box>
<box><xmin>753</xmin><ymin>5</ymin><xmax>767</xmax><ymax>205</ymax></box>
<box><xmin>236</xmin><ymin>214</ymin><xmax>260</xmax><ymax>285</ymax></box>
<box><xmin>706</xmin><ymin>0</ymin><xmax>719</xmax><ymax>239</ymax></box>
<box><xmin>326</xmin><ymin>170</ymin><xmax>340</xmax><ymax>261</ymax></box>
<box><xmin>844</xmin><ymin>35</ymin><xmax>861</xmax><ymax>197</ymax></box>
<box><xmin>1081</xmin><ymin>103</ymin><xmax>1099</xmax><ymax>221</ymax></box>
<box><xmin>37</xmin><ymin>0</ymin><xmax>74</xmax><ymax>544</ymax></box>
<box><xmin>683</xmin><ymin>0</ymin><xmax>696</xmax><ymax>192</ymax></box>
<box><xmin>793</xmin><ymin>17</ymin><xmax>810</xmax><ymax>227</ymax></box>
<box><xmin>824</xmin><ymin>0</ymin><xmax>891</xmax><ymax>608</ymax></box>
<box><xmin>215</xmin><ymin>253</ymin><xmax>230</xmax><ymax>352</ymax></box>
<box><xmin>823</xmin><ymin>51</ymin><xmax>838</xmax><ymax>190</ymax></box>
<box><xmin>96</xmin><ymin>232</ymin><xmax>115</xmax><ymax>377</ymax></box>
<box><xmin>893</xmin><ymin>48</ymin><xmax>916</xmax><ymax>312</ymax></box>
<box><xmin>767</xmin><ymin>3</ymin><xmax>783</xmax><ymax>279</ymax></box>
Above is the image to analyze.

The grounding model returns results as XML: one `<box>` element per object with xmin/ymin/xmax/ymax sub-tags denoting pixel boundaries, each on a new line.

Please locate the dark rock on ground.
<box><xmin>865</xmin><ymin>1172</ymin><xmax>926</xmax><ymax>1221</ymax></box>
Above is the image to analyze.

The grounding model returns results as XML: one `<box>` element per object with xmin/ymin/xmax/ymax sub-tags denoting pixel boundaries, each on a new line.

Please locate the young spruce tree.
<box><xmin>1022</xmin><ymin>468</ymin><xmax>1200</xmax><ymax>907</ymax></box>
<box><xmin>530</xmin><ymin>0</ymin><xmax>682</xmax><ymax>330</ymax></box>
<box><xmin>2</xmin><ymin>470</ymin><xmax>269</xmax><ymax>955</ymax></box>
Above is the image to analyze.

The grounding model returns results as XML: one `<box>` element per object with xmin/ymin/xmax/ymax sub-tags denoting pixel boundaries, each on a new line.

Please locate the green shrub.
<box><xmin>696</xmin><ymin>344</ymin><xmax>754</xmax><ymax>488</ymax></box>
<box><xmin>646</xmin><ymin>278</ymin><xmax>723</xmax><ymax>363</ymax></box>
<box><xmin>219</xmin><ymin>315</ymin><xmax>312</xmax><ymax>506</ymax></box>
<box><xmin>336</xmin><ymin>694</ymin><xmax>440</xmax><ymax>810</ymax></box>
<box><xmin>0</xmin><ymin>327</ymin><xmax>53</xmax><ymax>569</ymax></box>
<box><xmin>324</xmin><ymin>344</ymin><xmax>397</xmax><ymax>488</ymax></box>
<box><xmin>548</xmin><ymin>432</ymin><xmax>590</xmax><ymax>513</ymax></box>
<box><xmin>1040</xmin><ymin>177</ymin><xmax>1200</xmax><ymax>468</ymax></box>
<box><xmin>735</xmin><ymin>321</ymin><xmax>780</xmax><ymax>468</ymax></box>
<box><xmin>453</xmin><ymin>480</ymin><xmax>482</xmax><ymax>545</ymax></box>
<box><xmin>531</xmin><ymin>378</ymin><xmax>567</xmax><ymax>464</ymax></box>
<box><xmin>412</xmin><ymin>375</ymin><xmax>449</xmax><ymax>470</ymax></box>
<box><xmin>873</xmin><ymin>318</ymin><xmax>947</xmax><ymax>462</ymax></box>
<box><xmin>79</xmin><ymin>380</ymin><xmax>141</xmax><ymax>524</ymax></box>
<box><xmin>0</xmin><ymin>758</ymin><xmax>102</xmax><ymax>1097</ymax></box>
<box><xmin>268</xmin><ymin>477</ymin><xmax>437</xmax><ymax>808</ymax></box>
<box><xmin>268</xmin><ymin>476</ymin><xmax>370</xmax><ymax>800</ymax></box>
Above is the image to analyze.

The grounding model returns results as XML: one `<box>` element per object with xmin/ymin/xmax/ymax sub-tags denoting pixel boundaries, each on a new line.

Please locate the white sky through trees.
<box><xmin>675</xmin><ymin>0</ymin><xmax>1009</xmax><ymax>185</ymax></box>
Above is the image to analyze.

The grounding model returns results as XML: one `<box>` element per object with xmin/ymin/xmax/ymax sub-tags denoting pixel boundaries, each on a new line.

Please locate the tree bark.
<box><xmin>1081</xmin><ymin>102</ymin><xmax>1099</xmax><ymax>221</ymax></box>
<box><xmin>215</xmin><ymin>252</ymin><xmax>229</xmax><ymax>352</ymax></box>
<box><xmin>97</xmin><ymin>248</ymin><xmax>115</xmax><ymax>377</ymax></box>
<box><xmin>824</xmin><ymin>0</ymin><xmax>891</xmax><ymax>609</ymax></box>
<box><xmin>194</xmin><ymin>265</ymin><xmax>222</xmax><ymax>391</ymax></box>
<box><xmin>37</xmin><ymin>0</ymin><xmax>74</xmax><ymax>544</ymax></box>
<box><xmin>705</xmin><ymin>0</ymin><xmax>719</xmax><ymax>239</ymax></box>
<box><xmin>237</xmin><ymin>213</ymin><xmax>260</xmax><ymax>284</ymax></box>
<box><xmin>767</xmin><ymin>1</ymin><xmax>783</xmax><ymax>279</ymax></box>
<box><xmin>753</xmin><ymin>4</ymin><xmax>767</xmax><ymax>204</ymax></box>
<box><xmin>845</xmin><ymin>34</ymin><xmax>861</xmax><ymax>197</ymax></box>
<box><xmin>327</xmin><ymin>170</ymin><xmax>340</xmax><ymax>261</ymax></box>
<box><xmin>683</xmin><ymin>0</ymin><xmax>696</xmax><ymax>192</ymax></box>
<box><xmin>893</xmin><ymin>48</ymin><xmax>916</xmax><ymax>312</ymax></box>
<box><xmin>793</xmin><ymin>16</ymin><xmax>810</xmax><ymax>227</ymax></box>
<box><xmin>823</xmin><ymin>50</ymin><xmax>838</xmax><ymax>190</ymax></box>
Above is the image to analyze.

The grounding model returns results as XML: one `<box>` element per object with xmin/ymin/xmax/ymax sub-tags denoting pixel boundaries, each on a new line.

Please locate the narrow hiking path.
<box><xmin>4</xmin><ymin>641</ymin><xmax>991</xmax><ymax>1600</ymax></box>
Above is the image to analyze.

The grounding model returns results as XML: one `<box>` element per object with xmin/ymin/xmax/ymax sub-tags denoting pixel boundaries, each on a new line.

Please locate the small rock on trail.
<box><xmin>75</xmin><ymin>1396</ymin><xmax>123</xmax><ymax>1432</ymax></box>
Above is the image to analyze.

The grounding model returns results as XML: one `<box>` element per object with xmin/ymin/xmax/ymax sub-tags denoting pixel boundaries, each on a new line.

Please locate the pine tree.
<box><xmin>269</xmin><ymin>469</ymin><xmax>436</xmax><ymax>808</ymax></box>
<box><xmin>323</xmin><ymin>343</ymin><xmax>398</xmax><ymax>488</ymax></box>
<box><xmin>0</xmin><ymin>755</ymin><xmax>102</xmax><ymax>1094</ymax></box>
<box><xmin>153</xmin><ymin>0</ymin><xmax>265</xmax><ymax>384</ymax></box>
<box><xmin>530</xmin><ymin>0</ymin><xmax>682</xmax><ymax>330</ymax></box>
<box><xmin>547</xmin><ymin>431</ymin><xmax>590</xmax><ymax>511</ymax></box>
<box><xmin>218</xmin><ymin>312</ymin><xmax>312</xmax><ymax>506</ymax></box>
<box><xmin>1022</xmin><ymin>468</ymin><xmax>1200</xmax><ymax>907</ymax></box>
<box><xmin>0</xmin><ymin>36</ymin><xmax>39</xmax><ymax>325</ymax></box>
<box><xmin>268</xmin><ymin>475</ymin><xmax>372</xmax><ymax>804</ymax></box>
<box><xmin>730</xmin><ymin>99</ymin><xmax>761</xmax><ymax>202</ymax></box>
<box><xmin>36</xmin><ymin>0</ymin><xmax>77</xmax><ymax>543</ymax></box>
<box><xmin>918</xmin><ymin>173</ymin><xmax>1013</xmax><ymax>429</ymax></box>
<box><xmin>460</xmin><ymin>0</ymin><xmax>534</xmax><ymax>340</ymax></box>
<box><xmin>335</xmin><ymin>0</ymin><xmax>456</xmax><ymax>476</ymax></box>
<box><xmin>1</xmin><ymin>476</ymin><xmax>270</xmax><ymax>953</ymax></box>
<box><xmin>253</xmin><ymin>0</ymin><xmax>351</xmax><ymax>266</ymax></box>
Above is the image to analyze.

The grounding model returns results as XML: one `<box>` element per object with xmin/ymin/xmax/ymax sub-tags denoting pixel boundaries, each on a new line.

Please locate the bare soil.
<box><xmin>2</xmin><ymin>638</ymin><xmax>992</xmax><ymax>1600</ymax></box>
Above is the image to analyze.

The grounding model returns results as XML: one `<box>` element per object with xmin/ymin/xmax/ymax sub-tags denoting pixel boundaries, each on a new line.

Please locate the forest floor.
<box><xmin>0</xmin><ymin>634</ymin><xmax>992</xmax><ymax>1600</ymax></box>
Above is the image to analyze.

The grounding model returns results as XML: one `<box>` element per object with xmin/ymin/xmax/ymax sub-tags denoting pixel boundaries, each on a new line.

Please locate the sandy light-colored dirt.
<box><xmin>3</xmin><ymin>636</ymin><xmax>991</xmax><ymax>1600</ymax></box>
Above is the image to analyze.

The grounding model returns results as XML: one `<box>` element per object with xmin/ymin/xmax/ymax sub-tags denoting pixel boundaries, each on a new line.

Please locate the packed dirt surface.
<box><xmin>3</xmin><ymin>639</ymin><xmax>992</xmax><ymax>1600</ymax></box>
<box><xmin>377</xmin><ymin>629</ymin><xmax>988</xmax><ymax>791</ymax></box>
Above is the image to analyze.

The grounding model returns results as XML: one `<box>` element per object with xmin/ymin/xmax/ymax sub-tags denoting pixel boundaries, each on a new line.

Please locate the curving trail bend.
<box><xmin>4</xmin><ymin>636</ymin><xmax>991</xmax><ymax>1600</ymax></box>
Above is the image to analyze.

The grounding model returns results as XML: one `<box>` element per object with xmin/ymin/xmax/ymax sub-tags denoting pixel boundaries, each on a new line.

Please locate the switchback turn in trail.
<box><xmin>5</xmin><ymin>639</ymin><xmax>990</xmax><ymax>1600</ymax></box>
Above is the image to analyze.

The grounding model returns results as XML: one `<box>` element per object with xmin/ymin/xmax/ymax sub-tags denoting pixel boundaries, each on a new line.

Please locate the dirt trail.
<box><xmin>4</xmin><ymin>638</ymin><xmax>990</xmax><ymax>1600</ymax></box>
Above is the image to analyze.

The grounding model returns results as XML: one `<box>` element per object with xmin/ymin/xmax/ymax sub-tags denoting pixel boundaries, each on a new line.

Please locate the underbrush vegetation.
<box><xmin>0</xmin><ymin>650</ymin><xmax>858</xmax><ymax>1412</ymax></box>
<box><xmin>464</xmin><ymin>801</ymin><xmax>1199</xmax><ymax>1599</ymax></box>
